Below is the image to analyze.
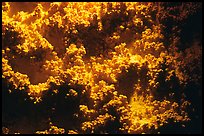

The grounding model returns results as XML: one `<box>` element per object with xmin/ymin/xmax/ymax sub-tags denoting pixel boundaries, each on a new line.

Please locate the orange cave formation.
<box><xmin>2</xmin><ymin>2</ymin><xmax>202</xmax><ymax>134</ymax></box>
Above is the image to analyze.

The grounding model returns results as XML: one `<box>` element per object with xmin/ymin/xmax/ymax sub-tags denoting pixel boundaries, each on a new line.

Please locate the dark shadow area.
<box><xmin>183</xmin><ymin>81</ymin><xmax>202</xmax><ymax>134</ymax></box>
<box><xmin>153</xmin><ymin>65</ymin><xmax>202</xmax><ymax>134</ymax></box>
<box><xmin>8</xmin><ymin>50</ymin><xmax>50</xmax><ymax>85</ymax></box>
<box><xmin>178</xmin><ymin>6</ymin><xmax>202</xmax><ymax>51</ymax></box>
<box><xmin>95</xmin><ymin>106</ymin><xmax>123</xmax><ymax>134</ymax></box>
<box><xmin>101</xmin><ymin>3</ymin><xmax>128</xmax><ymax>36</ymax></box>
<box><xmin>2</xmin><ymin>78</ymin><xmax>87</xmax><ymax>134</ymax></box>
<box><xmin>76</xmin><ymin>24</ymin><xmax>108</xmax><ymax>58</ymax></box>
<box><xmin>156</xmin><ymin>114</ymin><xmax>202</xmax><ymax>134</ymax></box>
<box><xmin>2</xmin><ymin>24</ymin><xmax>24</xmax><ymax>51</ymax></box>
<box><xmin>139</xmin><ymin>63</ymin><xmax>150</xmax><ymax>92</ymax></box>
<box><xmin>5</xmin><ymin>2</ymin><xmax>38</xmax><ymax>17</ymax></box>
<box><xmin>160</xmin><ymin>2</ymin><xmax>202</xmax><ymax>51</ymax></box>
<box><xmin>115</xmin><ymin>64</ymin><xmax>139</xmax><ymax>102</ymax></box>
<box><xmin>37</xmin><ymin>83</ymin><xmax>89</xmax><ymax>132</ymax></box>
<box><xmin>2</xmin><ymin>78</ymin><xmax>50</xmax><ymax>134</ymax></box>
<box><xmin>154</xmin><ymin>61</ymin><xmax>182</xmax><ymax>103</ymax></box>
<box><xmin>42</xmin><ymin>24</ymin><xmax>67</xmax><ymax>58</ymax></box>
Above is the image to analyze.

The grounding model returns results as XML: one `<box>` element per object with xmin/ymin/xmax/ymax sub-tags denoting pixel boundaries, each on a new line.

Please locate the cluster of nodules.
<box><xmin>2</xmin><ymin>2</ymin><xmax>202</xmax><ymax>134</ymax></box>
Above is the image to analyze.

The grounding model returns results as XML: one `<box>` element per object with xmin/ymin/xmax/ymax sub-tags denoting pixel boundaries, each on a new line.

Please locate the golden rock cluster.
<box><xmin>2</xmin><ymin>2</ymin><xmax>201</xmax><ymax>134</ymax></box>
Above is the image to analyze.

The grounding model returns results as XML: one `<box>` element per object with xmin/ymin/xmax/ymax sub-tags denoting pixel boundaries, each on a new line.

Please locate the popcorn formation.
<box><xmin>2</xmin><ymin>2</ymin><xmax>202</xmax><ymax>134</ymax></box>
